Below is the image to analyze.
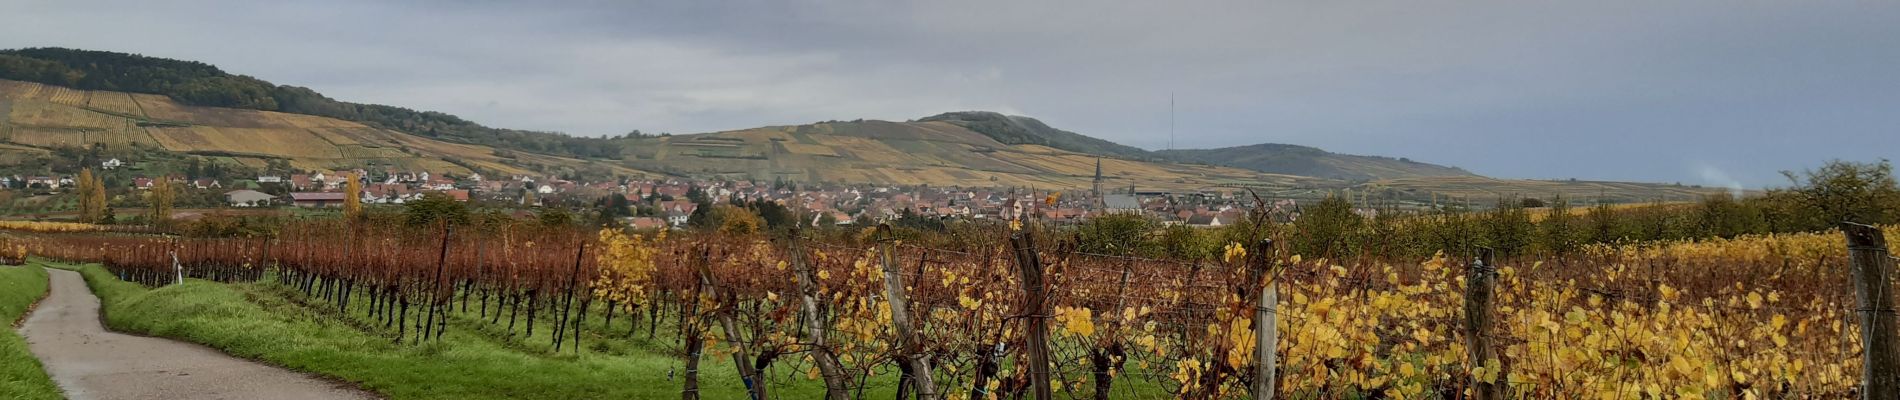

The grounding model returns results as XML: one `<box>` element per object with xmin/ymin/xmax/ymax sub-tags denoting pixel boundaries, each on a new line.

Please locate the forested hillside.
<box><xmin>0</xmin><ymin>79</ymin><xmax>652</xmax><ymax>181</ymax></box>
<box><xmin>0</xmin><ymin>48</ymin><xmax>622</xmax><ymax>160</ymax></box>
<box><xmin>918</xmin><ymin>111</ymin><xmax>1155</xmax><ymax>159</ymax></box>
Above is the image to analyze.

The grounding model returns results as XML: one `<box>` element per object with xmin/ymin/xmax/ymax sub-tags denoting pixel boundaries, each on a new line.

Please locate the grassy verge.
<box><xmin>59</xmin><ymin>261</ymin><xmax>899</xmax><ymax>399</ymax></box>
<box><xmin>0</xmin><ymin>264</ymin><xmax>61</xmax><ymax>400</ymax></box>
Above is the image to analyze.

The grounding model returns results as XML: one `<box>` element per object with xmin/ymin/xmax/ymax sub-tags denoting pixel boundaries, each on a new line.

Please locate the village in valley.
<box><xmin>4</xmin><ymin>156</ymin><xmax>1292</xmax><ymax>229</ymax></box>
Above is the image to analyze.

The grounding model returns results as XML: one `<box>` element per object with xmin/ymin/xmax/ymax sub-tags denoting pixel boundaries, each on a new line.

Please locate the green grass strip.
<box><xmin>57</xmin><ymin>261</ymin><xmax>901</xmax><ymax>400</ymax></box>
<box><xmin>0</xmin><ymin>264</ymin><xmax>62</xmax><ymax>400</ymax></box>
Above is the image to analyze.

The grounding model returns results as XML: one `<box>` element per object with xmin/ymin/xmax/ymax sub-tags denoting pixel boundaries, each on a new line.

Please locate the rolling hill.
<box><xmin>917</xmin><ymin>111</ymin><xmax>1155</xmax><ymax>160</ymax></box>
<box><xmin>0</xmin><ymin>74</ymin><xmax>1726</xmax><ymax>203</ymax></box>
<box><xmin>613</xmin><ymin>118</ymin><xmax>1327</xmax><ymax>191</ymax></box>
<box><xmin>1357</xmin><ymin>176</ymin><xmax>1732</xmax><ymax>205</ymax></box>
<box><xmin>0</xmin><ymin>79</ymin><xmax>650</xmax><ymax>178</ymax></box>
<box><xmin>1157</xmin><ymin>143</ymin><xmax>1475</xmax><ymax>181</ymax></box>
<box><xmin>611</xmin><ymin>117</ymin><xmax>1729</xmax><ymax>203</ymax></box>
<box><xmin>0</xmin><ymin>47</ymin><xmax>1736</xmax><ymax>205</ymax></box>
<box><xmin>0</xmin><ymin>75</ymin><xmax>1318</xmax><ymax>192</ymax></box>
<box><xmin>0</xmin><ymin>47</ymin><xmax>623</xmax><ymax>161</ymax></box>
<box><xmin>917</xmin><ymin>112</ymin><xmax>1476</xmax><ymax>183</ymax></box>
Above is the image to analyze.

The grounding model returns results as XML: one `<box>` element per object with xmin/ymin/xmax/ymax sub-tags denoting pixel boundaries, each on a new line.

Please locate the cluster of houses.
<box><xmin>596</xmin><ymin>179</ymin><xmax>1289</xmax><ymax>230</ymax></box>
<box><xmin>0</xmin><ymin>176</ymin><xmax>74</xmax><ymax>189</ymax></box>
<box><xmin>102</xmin><ymin>170</ymin><xmax>575</xmax><ymax>209</ymax></box>
<box><xmin>10</xmin><ymin>159</ymin><xmax>1304</xmax><ymax>229</ymax></box>
<box><xmin>248</xmin><ymin>170</ymin><xmax>481</xmax><ymax>208</ymax></box>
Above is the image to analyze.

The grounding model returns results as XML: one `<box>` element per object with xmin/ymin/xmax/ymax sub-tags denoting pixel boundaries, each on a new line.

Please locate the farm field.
<box><xmin>4</xmin><ymin>216</ymin><xmax>1893</xmax><ymax>399</ymax></box>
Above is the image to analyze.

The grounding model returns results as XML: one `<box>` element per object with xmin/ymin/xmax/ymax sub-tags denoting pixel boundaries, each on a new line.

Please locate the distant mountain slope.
<box><xmin>0</xmin><ymin>47</ymin><xmax>1736</xmax><ymax>204</ymax></box>
<box><xmin>1157</xmin><ymin>143</ymin><xmax>1474</xmax><ymax>181</ymax></box>
<box><xmin>1357</xmin><ymin>176</ymin><xmax>1733</xmax><ymax>204</ymax></box>
<box><xmin>615</xmin><ymin>118</ymin><xmax>1323</xmax><ymax>191</ymax></box>
<box><xmin>918</xmin><ymin>111</ymin><xmax>1155</xmax><ymax>160</ymax></box>
<box><xmin>0</xmin><ymin>79</ymin><xmax>650</xmax><ymax>178</ymax></box>
<box><xmin>0</xmin><ymin>47</ymin><xmax>622</xmax><ymax>160</ymax></box>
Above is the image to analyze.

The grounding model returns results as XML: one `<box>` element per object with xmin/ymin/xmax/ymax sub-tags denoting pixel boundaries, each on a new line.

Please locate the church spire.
<box><xmin>1092</xmin><ymin>157</ymin><xmax>1104</xmax><ymax>209</ymax></box>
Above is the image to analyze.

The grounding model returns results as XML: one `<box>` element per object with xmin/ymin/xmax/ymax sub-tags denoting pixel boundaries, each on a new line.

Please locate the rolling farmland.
<box><xmin>1358</xmin><ymin>176</ymin><xmax>1736</xmax><ymax>205</ymax></box>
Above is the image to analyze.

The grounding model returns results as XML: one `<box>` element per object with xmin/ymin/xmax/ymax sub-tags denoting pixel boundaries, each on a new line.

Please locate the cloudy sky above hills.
<box><xmin>3</xmin><ymin>0</ymin><xmax>1896</xmax><ymax>187</ymax></box>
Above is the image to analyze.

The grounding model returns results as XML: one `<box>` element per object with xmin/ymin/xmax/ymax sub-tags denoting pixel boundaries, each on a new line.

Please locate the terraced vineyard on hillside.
<box><xmin>619</xmin><ymin>120</ymin><xmax>1325</xmax><ymax>191</ymax></box>
<box><xmin>0</xmin><ymin>79</ymin><xmax>650</xmax><ymax>178</ymax></box>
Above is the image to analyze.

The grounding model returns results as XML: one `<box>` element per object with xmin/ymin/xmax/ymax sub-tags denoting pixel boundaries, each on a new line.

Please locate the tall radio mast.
<box><xmin>1155</xmin><ymin>93</ymin><xmax>1170</xmax><ymax>149</ymax></box>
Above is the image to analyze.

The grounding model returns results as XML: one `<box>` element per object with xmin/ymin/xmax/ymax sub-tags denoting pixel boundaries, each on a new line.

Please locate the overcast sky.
<box><xmin>3</xmin><ymin>1</ymin><xmax>1896</xmax><ymax>187</ymax></box>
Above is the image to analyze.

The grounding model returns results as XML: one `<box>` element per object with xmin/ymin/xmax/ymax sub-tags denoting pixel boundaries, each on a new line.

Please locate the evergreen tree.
<box><xmin>404</xmin><ymin>192</ymin><xmax>470</xmax><ymax>227</ymax></box>
<box><xmin>685</xmin><ymin>185</ymin><xmax>709</xmax><ymax>205</ymax></box>
<box><xmin>744</xmin><ymin>198</ymin><xmax>792</xmax><ymax>230</ymax></box>
<box><xmin>593</xmin><ymin>194</ymin><xmax>632</xmax><ymax>226</ymax></box>
<box><xmin>541</xmin><ymin>207</ymin><xmax>576</xmax><ymax>227</ymax></box>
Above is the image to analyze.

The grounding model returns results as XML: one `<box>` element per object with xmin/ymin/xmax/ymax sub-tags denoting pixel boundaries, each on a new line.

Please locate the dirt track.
<box><xmin>19</xmin><ymin>268</ymin><xmax>378</xmax><ymax>400</ymax></box>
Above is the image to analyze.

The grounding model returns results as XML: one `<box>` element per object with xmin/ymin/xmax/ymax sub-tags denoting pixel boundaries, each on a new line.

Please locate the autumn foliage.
<box><xmin>7</xmin><ymin>218</ymin><xmax>1892</xmax><ymax>398</ymax></box>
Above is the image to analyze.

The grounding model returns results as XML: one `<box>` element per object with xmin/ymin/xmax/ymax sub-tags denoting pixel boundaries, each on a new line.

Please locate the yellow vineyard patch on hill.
<box><xmin>0</xmin><ymin>79</ymin><xmax>657</xmax><ymax>178</ymax></box>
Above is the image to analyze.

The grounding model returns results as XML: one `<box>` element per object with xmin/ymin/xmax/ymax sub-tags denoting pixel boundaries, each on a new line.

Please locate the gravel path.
<box><xmin>19</xmin><ymin>268</ymin><xmax>378</xmax><ymax>400</ymax></box>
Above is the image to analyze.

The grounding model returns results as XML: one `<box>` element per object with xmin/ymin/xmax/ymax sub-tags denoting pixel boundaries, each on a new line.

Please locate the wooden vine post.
<box><xmin>170</xmin><ymin>238</ymin><xmax>183</xmax><ymax>285</ymax></box>
<box><xmin>1010</xmin><ymin>227</ymin><xmax>1053</xmax><ymax>400</ymax></box>
<box><xmin>557</xmin><ymin>240</ymin><xmax>586</xmax><ymax>350</ymax></box>
<box><xmin>697</xmin><ymin>246</ymin><xmax>768</xmax><ymax>400</ymax></box>
<box><xmin>1463</xmin><ymin>248</ymin><xmax>1501</xmax><ymax>400</ymax></box>
<box><xmin>424</xmin><ymin>224</ymin><xmax>452</xmax><ymax>342</ymax></box>
<box><xmin>1248</xmin><ymin>239</ymin><xmax>1277</xmax><ymax>400</ymax></box>
<box><xmin>1844</xmin><ymin>222</ymin><xmax>1899</xmax><ymax>399</ymax></box>
<box><xmin>681</xmin><ymin>247</ymin><xmax>706</xmax><ymax>400</ymax></box>
<box><xmin>877</xmin><ymin>224</ymin><xmax>939</xmax><ymax>400</ymax></box>
<box><xmin>789</xmin><ymin>229</ymin><xmax>851</xmax><ymax>399</ymax></box>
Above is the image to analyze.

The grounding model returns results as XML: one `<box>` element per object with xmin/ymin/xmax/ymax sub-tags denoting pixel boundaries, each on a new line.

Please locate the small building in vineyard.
<box><xmin>224</xmin><ymin>190</ymin><xmax>276</xmax><ymax>207</ymax></box>
<box><xmin>289</xmin><ymin>192</ymin><xmax>347</xmax><ymax>208</ymax></box>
